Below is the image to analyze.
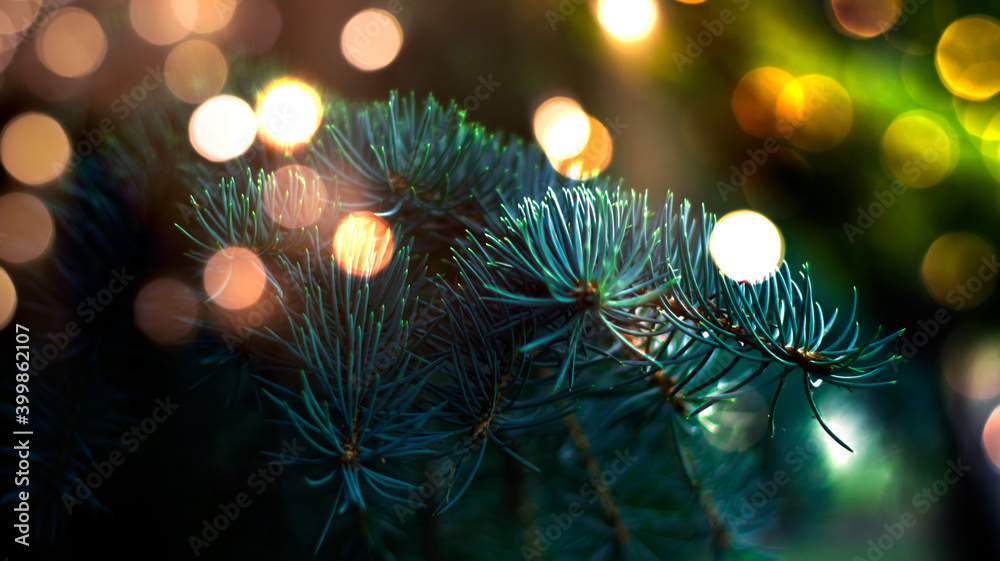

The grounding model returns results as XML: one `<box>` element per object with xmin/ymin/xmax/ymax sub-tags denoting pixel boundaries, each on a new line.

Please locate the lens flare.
<box><xmin>936</xmin><ymin>15</ymin><xmax>1000</xmax><ymax>101</ymax></box>
<box><xmin>203</xmin><ymin>247</ymin><xmax>268</xmax><ymax>310</ymax></box>
<box><xmin>709</xmin><ymin>210</ymin><xmax>784</xmax><ymax>283</ymax></box>
<box><xmin>263</xmin><ymin>165</ymin><xmax>327</xmax><ymax>228</ymax></box>
<box><xmin>1</xmin><ymin>113</ymin><xmax>70</xmax><ymax>185</ymax></box>
<box><xmin>341</xmin><ymin>9</ymin><xmax>404</xmax><ymax>71</ymax></box>
<box><xmin>0</xmin><ymin>193</ymin><xmax>54</xmax><ymax>264</ymax></box>
<box><xmin>256</xmin><ymin>79</ymin><xmax>323</xmax><ymax>148</ymax></box>
<box><xmin>596</xmin><ymin>0</ymin><xmax>658</xmax><ymax>42</ymax></box>
<box><xmin>135</xmin><ymin>278</ymin><xmax>200</xmax><ymax>344</ymax></box>
<box><xmin>189</xmin><ymin>95</ymin><xmax>257</xmax><ymax>162</ymax></box>
<box><xmin>333</xmin><ymin>212</ymin><xmax>394</xmax><ymax>277</ymax></box>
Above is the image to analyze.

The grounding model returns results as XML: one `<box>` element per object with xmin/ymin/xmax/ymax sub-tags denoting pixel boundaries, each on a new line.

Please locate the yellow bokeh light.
<box><xmin>935</xmin><ymin>15</ymin><xmax>1000</xmax><ymax>101</ymax></box>
<box><xmin>952</xmin><ymin>96</ymin><xmax>1000</xmax><ymax>141</ymax></box>
<box><xmin>0</xmin><ymin>266</ymin><xmax>15</xmax><ymax>330</ymax></box>
<box><xmin>732</xmin><ymin>67</ymin><xmax>797</xmax><ymax>139</ymax></box>
<box><xmin>596</xmin><ymin>0</ymin><xmax>657</xmax><ymax>42</ymax></box>
<box><xmin>776</xmin><ymin>74</ymin><xmax>853</xmax><ymax>152</ymax></box>
<box><xmin>943</xmin><ymin>331</ymin><xmax>1000</xmax><ymax>400</ymax></box>
<box><xmin>880</xmin><ymin>112</ymin><xmax>956</xmax><ymax>188</ymax></box>
<box><xmin>333</xmin><ymin>212</ymin><xmax>394</xmax><ymax>277</ymax></box>
<box><xmin>675</xmin><ymin>0</ymin><xmax>707</xmax><ymax>4</ymax></box>
<box><xmin>827</xmin><ymin>0</ymin><xmax>901</xmax><ymax>39</ymax></box>
<box><xmin>921</xmin><ymin>232</ymin><xmax>997</xmax><ymax>310</ymax></box>
<box><xmin>130</xmin><ymin>0</ymin><xmax>192</xmax><ymax>45</ymax></box>
<box><xmin>189</xmin><ymin>95</ymin><xmax>257</xmax><ymax>162</ymax></box>
<box><xmin>264</xmin><ymin>165</ymin><xmax>327</xmax><ymax>229</ymax></box>
<box><xmin>985</xmin><ymin>406</ymin><xmax>1000</xmax><ymax>471</ymax></box>
<box><xmin>135</xmin><ymin>278</ymin><xmax>200</xmax><ymax>344</ymax></box>
<box><xmin>203</xmin><ymin>247</ymin><xmax>267</xmax><ymax>310</ymax></box>
<box><xmin>533</xmin><ymin>97</ymin><xmax>591</xmax><ymax>161</ymax></box>
<box><xmin>166</xmin><ymin>40</ymin><xmax>228</xmax><ymax>104</ymax></box>
<box><xmin>341</xmin><ymin>9</ymin><xmax>404</xmax><ymax>72</ymax></box>
<box><xmin>550</xmin><ymin>115</ymin><xmax>613</xmax><ymax>180</ymax></box>
<box><xmin>1</xmin><ymin>113</ymin><xmax>70</xmax><ymax>186</ymax></box>
<box><xmin>37</xmin><ymin>8</ymin><xmax>107</xmax><ymax>78</ymax></box>
<box><xmin>709</xmin><ymin>210</ymin><xmax>784</xmax><ymax>283</ymax></box>
<box><xmin>256</xmin><ymin>79</ymin><xmax>323</xmax><ymax>148</ymax></box>
<box><xmin>172</xmin><ymin>0</ymin><xmax>236</xmax><ymax>34</ymax></box>
<box><xmin>0</xmin><ymin>193</ymin><xmax>54</xmax><ymax>264</ymax></box>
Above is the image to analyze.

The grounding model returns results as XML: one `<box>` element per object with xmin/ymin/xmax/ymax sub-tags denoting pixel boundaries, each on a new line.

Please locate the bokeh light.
<box><xmin>203</xmin><ymin>247</ymin><xmax>268</xmax><ymax>310</ymax></box>
<box><xmin>0</xmin><ymin>0</ymin><xmax>40</xmax><ymax>35</ymax></box>
<box><xmin>709</xmin><ymin>210</ymin><xmax>784</xmax><ymax>283</ymax></box>
<box><xmin>130</xmin><ymin>0</ymin><xmax>192</xmax><ymax>45</ymax></box>
<box><xmin>188</xmin><ymin>95</ymin><xmax>257</xmax><ymax>162</ymax></box>
<box><xmin>985</xmin><ymin>406</ymin><xmax>1000</xmax><ymax>471</ymax></box>
<box><xmin>550</xmin><ymin>116</ymin><xmax>613</xmax><ymax>180</ymax></box>
<box><xmin>921</xmin><ymin>232</ymin><xmax>997</xmax><ymax>310</ymax></box>
<box><xmin>333</xmin><ymin>212</ymin><xmax>394</xmax><ymax>277</ymax></box>
<box><xmin>166</xmin><ymin>40</ymin><xmax>228</xmax><ymax>104</ymax></box>
<box><xmin>341</xmin><ymin>9</ymin><xmax>404</xmax><ymax>72</ymax></box>
<box><xmin>219</xmin><ymin>0</ymin><xmax>282</xmax><ymax>55</ymax></box>
<box><xmin>818</xmin><ymin>411</ymin><xmax>863</xmax><ymax>468</ymax></box>
<box><xmin>699</xmin><ymin>389</ymin><xmax>768</xmax><ymax>451</ymax></box>
<box><xmin>952</xmin><ymin>96</ymin><xmax>1000</xmax><ymax>141</ymax></box>
<box><xmin>943</xmin><ymin>331</ymin><xmax>1000</xmax><ymax>400</ymax></box>
<box><xmin>879</xmin><ymin>112</ymin><xmax>957</xmax><ymax>188</ymax></box>
<box><xmin>0</xmin><ymin>266</ymin><xmax>15</xmax><ymax>330</ymax></box>
<box><xmin>732</xmin><ymin>67</ymin><xmax>797</xmax><ymax>138</ymax></box>
<box><xmin>263</xmin><ymin>165</ymin><xmax>328</xmax><ymax>229</ymax></box>
<box><xmin>0</xmin><ymin>193</ymin><xmax>54</xmax><ymax>264</ymax></box>
<box><xmin>776</xmin><ymin>74</ymin><xmax>853</xmax><ymax>152</ymax></box>
<box><xmin>596</xmin><ymin>0</ymin><xmax>657</xmax><ymax>42</ymax></box>
<box><xmin>173</xmin><ymin>0</ymin><xmax>236</xmax><ymax>34</ymax></box>
<box><xmin>1</xmin><ymin>113</ymin><xmax>70</xmax><ymax>185</ymax></box>
<box><xmin>533</xmin><ymin>97</ymin><xmax>590</xmax><ymax>161</ymax></box>
<box><xmin>827</xmin><ymin>0</ymin><xmax>901</xmax><ymax>39</ymax></box>
<box><xmin>935</xmin><ymin>15</ymin><xmax>1000</xmax><ymax>101</ymax></box>
<box><xmin>37</xmin><ymin>8</ymin><xmax>107</xmax><ymax>78</ymax></box>
<box><xmin>256</xmin><ymin>79</ymin><xmax>323</xmax><ymax>148</ymax></box>
<box><xmin>135</xmin><ymin>278</ymin><xmax>200</xmax><ymax>344</ymax></box>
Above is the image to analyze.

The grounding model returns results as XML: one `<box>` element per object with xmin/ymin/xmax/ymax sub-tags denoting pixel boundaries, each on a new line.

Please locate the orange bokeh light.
<box><xmin>203</xmin><ymin>247</ymin><xmax>268</xmax><ymax>310</ymax></box>
<box><xmin>332</xmin><ymin>212</ymin><xmax>394</xmax><ymax>277</ymax></box>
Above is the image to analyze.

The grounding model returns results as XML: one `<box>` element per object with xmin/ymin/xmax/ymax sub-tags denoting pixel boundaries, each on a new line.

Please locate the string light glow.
<box><xmin>0</xmin><ymin>266</ymin><xmax>15</xmax><ymax>330</ymax></box>
<box><xmin>135</xmin><ymin>278</ymin><xmax>200</xmax><ymax>344</ymax></box>
<box><xmin>172</xmin><ymin>0</ymin><xmax>236</xmax><ymax>34</ymax></box>
<box><xmin>203</xmin><ymin>247</ymin><xmax>268</xmax><ymax>310</ymax></box>
<box><xmin>985</xmin><ymin>406</ymin><xmax>1000</xmax><ymax>471</ymax></box>
<box><xmin>776</xmin><ymin>74</ymin><xmax>853</xmax><ymax>152</ymax></box>
<box><xmin>936</xmin><ymin>16</ymin><xmax>1000</xmax><ymax>101</ymax></box>
<box><xmin>333</xmin><ymin>212</ymin><xmax>394</xmax><ymax>277</ymax></box>
<box><xmin>0</xmin><ymin>193</ymin><xmax>54</xmax><ymax>264</ymax></box>
<box><xmin>1</xmin><ymin>113</ymin><xmax>70</xmax><ymax>185</ymax></box>
<box><xmin>533</xmin><ymin>97</ymin><xmax>591</xmax><ymax>161</ymax></box>
<box><xmin>263</xmin><ymin>165</ymin><xmax>327</xmax><ymax>228</ymax></box>
<box><xmin>596</xmin><ymin>0</ymin><xmax>658</xmax><ymax>42</ymax></box>
<box><xmin>921</xmin><ymin>233</ymin><xmax>997</xmax><ymax>309</ymax></box>
<box><xmin>827</xmin><ymin>0</ymin><xmax>902</xmax><ymax>39</ymax></box>
<box><xmin>733</xmin><ymin>67</ymin><xmax>797</xmax><ymax>138</ymax></box>
<box><xmin>550</xmin><ymin>116</ymin><xmax>613</xmax><ymax>180</ymax></box>
<box><xmin>37</xmin><ymin>8</ymin><xmax>107</xmax><ymax>78</ymax></box>
<box><xmin>880</xmin><ymin>112</ymin><xmax>956</xmax><ymax>188</ymax></box>
<box><xmin>256</xmin><ymin>79</ymin><xmax>323</xmax><ymax>147</ymax></box>
<box><xmin>709</xmin><ymin>210</ymin><xmax>784</xmax><ymax>283</ymax></box>
<box><xmin>189</xmin><ymin>95</ymin><xmax>258</xmax><ymax>162</ymax></box>
<box><xmin>166</xmin><ymin>40</ymin><xmax>228</xmax><ymax>104</ymax></box>
<box><xmin>341</xmin><ymin>9</ymin><xmax>404</xmax><ymax>71</ymax></box>
<box><xmin>130</xmin><ymin>0</ymin><xmax>192</xmax><ymax>45</ymax></box>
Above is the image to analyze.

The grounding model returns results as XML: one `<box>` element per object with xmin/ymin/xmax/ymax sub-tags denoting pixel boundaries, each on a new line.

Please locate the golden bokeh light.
<box><xmin>0</xmin><ymin>0</ymin><xmax>40</xmax><ymax>35</ymax></box>
<box><xmin>256</xmin><ymin>79</ymin><xmax>323</xmax><ymax>148</ymax></box>
<box><xmin>880</xmin><ymin>112</ymin><xmax>957</xmax><ymax>188</ymax></box>
<box><xmin>188</xmin><ymin>95</ymin><xmax>258</xmax><ymax>162</ymax></box>
<box><xmin>263</xmin><ymin>165</ymin><xmax>327</xmax><ymax>229</ymax></box>
<box><xmin>173</xmin><ymin>0</ymin><xmax>236</xmax><ymax>34</ymax></box>
<box><xmin>596</xmin><ymin>0</ymin><xmax>658</xmax><ymax>42</ymax></box>
<box><xmin>699</xmin><ymin>390</ymin><xmax>768</xmax><ymax>451</ymax></box>
<box><xmin>935</xmin><ymin>15</ymin><xmax>1000</xmax><ymax>101</ymax></box>
<box><xmin>952</xmin><ymin>96</ymin><xmax>1000</xmax><ymax>141</ymax></box>
<box><xmin>827</xmin><ymin>0</ymin><xmax>901</xmax><ymax>39</ymax></box>
<box><xmin>675</xmin><ymin>0</ymin><xmax>707</xmax><ymax>4</ymax></box>
<box><xmin>533</xmin><ymin>97</ymin><xmax>591</xmax><ymax>161</ymax></box>
<box><xmin>166</xmin><ymin>40</ymin><xmax>228</xmax><ymax>104</ymax></box>
<box><xmin>37</xmin><ymin>8</ymin><xmax>107</xmax><ymax>78</ymax></box>
<box><xmin>135</xmin><ymin>278</ymin><xmax>200</xmax><ymax>344</ymax></box>
<box><xmin>203</xmin><ymin>247</ymin><xmax>268</xmax><ymax>310</ymax></box>
<box><xmin>130</xmin><ymin>0</ymin><xmax>192</xmax><ymax>45</ymax></box>
<box><xmin>943</xmin><ymin>331</ymin><xmax>1000</xmax><ymax>400</ymax></box>
<box><xmin>550</xmin><ymin>116</ymin><xmax>613</xmax><ymax>180</ymax></box>
<box><xmin>0</xmin><ymin>193</ymin><xmax>54</xmax><ymax>264</ymax></box>
<box><xmin>709</xmin><ymin>210</ymin><xmax>784</xmax><ymax>283</ymax></box>
<box><xmin>985</xmin><ymin>406</ymin><xmax>1000</xmax><ymax>471</ymax></box>
<box><xmin>776</xmin><ymin>74</ymin><xmax>853</xmax><ymax>152</ymax></box>
<box><xmin>732</xmin><ymin>67</ymin><xmax>797</xmax><ymax>138</ymax></box>
<box><xmin>1</xmin><ymin>113</ymin><xmax>70</xmax><ymax>185</ymax></box>
<box><xmin>0</xmin><ymin>266</ymin><xmax>15</xmax><ymax>330</ymax></box>
<box><xmin>333</xmin><ymin>212</ymin><xmax>394</xmax><ymax>277</ymax></box>
<box><xmin>341</xmin><ymin>9</ymin><xmax>404</xmax><ymax>72</ymax></box>
<box><xmin>921</xmin><ymin>232</ymin><xmax>997</xmax><ymax>310</ymax></box>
